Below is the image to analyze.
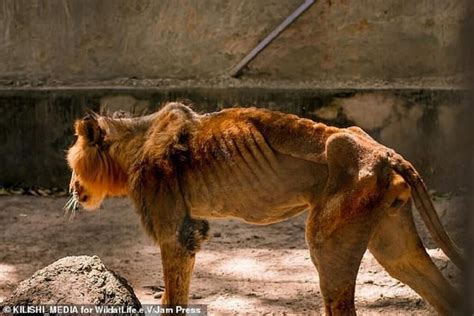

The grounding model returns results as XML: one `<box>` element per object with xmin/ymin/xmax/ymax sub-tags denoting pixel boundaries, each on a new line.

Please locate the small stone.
<box><xmin>10</xmin><ymin>188</ymin><xmax>24</xmax><ymax>195</ymax></box>
<box><xmin>27</xmin><ymin>189</ymin><xmax>39</xmax><ymax>196</ymax></box>
<box><xmin>37</xmin><ymin>189</ymin><xmax>51</xmax><ymax>196</ymax></box>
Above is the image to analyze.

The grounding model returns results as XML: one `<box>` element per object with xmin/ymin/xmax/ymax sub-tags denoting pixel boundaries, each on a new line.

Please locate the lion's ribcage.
<box><xmin>183</xmin><ymin>127</ymin><xmax>323</xmax><ymax>223</ymax></box>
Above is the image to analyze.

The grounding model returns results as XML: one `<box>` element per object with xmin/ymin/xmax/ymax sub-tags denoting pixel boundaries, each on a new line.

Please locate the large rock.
<box><xmin>2</xmin><ymin>256</ymin><xmax>141</xmax><ymax>307</ymax></box>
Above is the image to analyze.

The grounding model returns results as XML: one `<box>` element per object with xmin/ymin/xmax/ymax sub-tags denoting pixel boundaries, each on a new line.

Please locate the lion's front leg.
<box><xmin>159</xmin><ymin>239</ymin><xmax>196</xmax><ymax>306</ymax></box>
<box><xmin>158</xmin><ymin>215</ymin><xmax>209</xmax><ymax>306</ymax></box>
<box><xmin>130</xmin><ymin>158</ymin><xmax>209</xmax><ymax>306</ymax></box>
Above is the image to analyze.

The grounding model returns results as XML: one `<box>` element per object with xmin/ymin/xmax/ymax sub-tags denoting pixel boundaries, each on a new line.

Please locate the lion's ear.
<box><xmin>75</xmin><ymin>115</ymin><xmax>103</xmax><ymax>145</ymax></box>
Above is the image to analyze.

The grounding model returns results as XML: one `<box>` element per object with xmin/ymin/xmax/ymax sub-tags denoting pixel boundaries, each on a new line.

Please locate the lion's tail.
<box><xmin>389</xmin><ymin>153</ymin><xmax>464</xmax><ymax>269</ymax></box>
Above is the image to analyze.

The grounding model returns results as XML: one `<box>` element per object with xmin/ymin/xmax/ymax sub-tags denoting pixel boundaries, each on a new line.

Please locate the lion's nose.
<box><xmin>79</xmin><ymin>194</ymin><xmax>89</xmax><ymax>203</ymax></box>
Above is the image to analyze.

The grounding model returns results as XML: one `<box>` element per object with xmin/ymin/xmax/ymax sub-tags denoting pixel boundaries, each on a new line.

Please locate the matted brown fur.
<box><xmin>66</xmin><ymin>102</ymin><xmax>463</xmax><ymax>315</ymax></box>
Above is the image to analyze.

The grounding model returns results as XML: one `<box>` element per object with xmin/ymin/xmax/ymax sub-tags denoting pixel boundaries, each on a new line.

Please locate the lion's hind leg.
<box><xmin>306</xmin><ymin>205</ymin><xmax>373</xmax><ymax>316</ymax></box>
<box><xmin>306</xmin><ymin>133</ymin><xmax>389</xmax><ymax>315</ymax></box>
<box><xmin>368</xmin><ymin>199</ymin><xmax>460</xmax><ymax>315</ymax></box>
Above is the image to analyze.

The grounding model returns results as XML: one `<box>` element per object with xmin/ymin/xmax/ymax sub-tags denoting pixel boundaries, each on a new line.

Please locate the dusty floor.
<box><xmin>0</xmin><ymin>196</ymin><xmax>461</xmax><ymax>315</ymax></box>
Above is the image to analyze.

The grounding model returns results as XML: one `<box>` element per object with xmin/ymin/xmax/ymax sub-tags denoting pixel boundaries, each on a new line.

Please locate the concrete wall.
<box><xmin>0</xmin><ymin>0</ymin><xmax>466</xmax><ymax>85</ymax></box>
<box><xmin>0</xmin><ymin>0</ymin><xmax>469</xmax><ymax>193</ymax></box>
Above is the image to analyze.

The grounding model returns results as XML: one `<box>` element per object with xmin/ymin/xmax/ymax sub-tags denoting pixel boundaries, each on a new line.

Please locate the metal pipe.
<box><xmin>230</xmin><ymin>0</ymin><xmax>316</xmax><ymax>78</ymax></box>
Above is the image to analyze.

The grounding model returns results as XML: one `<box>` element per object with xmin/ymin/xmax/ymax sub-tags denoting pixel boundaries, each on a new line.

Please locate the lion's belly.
<box><xmin>182</xmin><ymin>153</ymin><xmax>327</xmax><ymax>224</ymax></box>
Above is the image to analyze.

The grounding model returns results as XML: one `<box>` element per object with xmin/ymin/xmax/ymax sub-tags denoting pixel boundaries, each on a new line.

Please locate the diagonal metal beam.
<box><xmin>230</xmin><ymin>0</ymin><xmax>316</xmax><ymax>78</ymax></box>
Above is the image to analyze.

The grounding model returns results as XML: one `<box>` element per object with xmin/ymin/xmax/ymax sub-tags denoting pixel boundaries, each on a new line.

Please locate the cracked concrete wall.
<box><xmin>310</xmin><ymin>91</ymin><xmax>470</xmax><ymax>194</ymax></box>
<box><xmin>0</xmin><ymin>0</ymin><xmax>466</xmax><ymax>85</ymax></box>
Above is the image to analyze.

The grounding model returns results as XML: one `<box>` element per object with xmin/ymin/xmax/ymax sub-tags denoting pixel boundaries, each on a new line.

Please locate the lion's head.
<box><xmin>65</xmin><ymin>104</ymin><xmax>192</xmax><ymax>213</ymax></box>
<box><xmin>66</xmin><ymin>114</ymin><xmax>129</xmax><ymax>211</ymax></box>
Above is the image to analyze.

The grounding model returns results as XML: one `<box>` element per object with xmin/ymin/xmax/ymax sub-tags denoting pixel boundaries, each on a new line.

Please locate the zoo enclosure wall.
<box><xmin>0</xmin><ymin>0</ymin><xmax>469</xmax><ymax>194</ymax></box>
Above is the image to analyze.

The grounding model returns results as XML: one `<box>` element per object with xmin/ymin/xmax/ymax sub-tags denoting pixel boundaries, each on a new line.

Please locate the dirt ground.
<box><xmin>0</xmin><ymin>196</ymin><xmax>461</xmax><ymax>315</ymax></box>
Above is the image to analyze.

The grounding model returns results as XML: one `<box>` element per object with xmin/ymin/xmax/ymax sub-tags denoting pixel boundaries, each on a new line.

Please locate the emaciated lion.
<box><xmin>66</xmin><ymin>102</ymin><xmax>463</xmax><ymax>315</ymax></box>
